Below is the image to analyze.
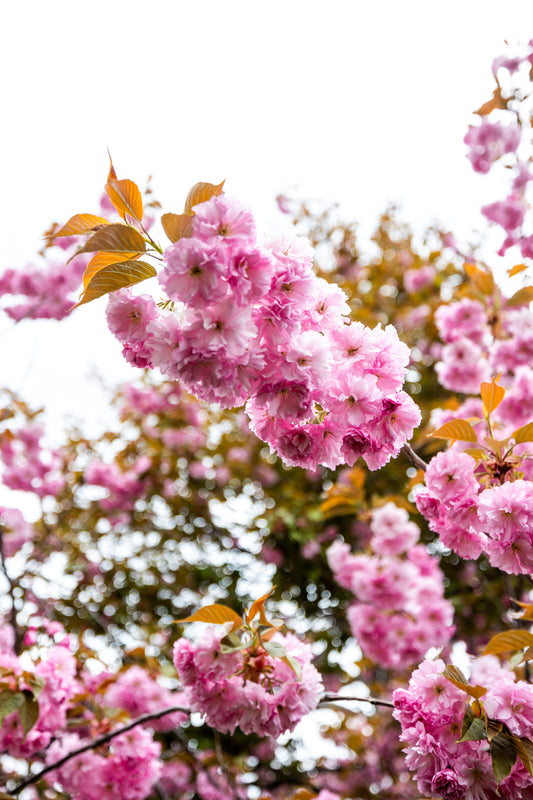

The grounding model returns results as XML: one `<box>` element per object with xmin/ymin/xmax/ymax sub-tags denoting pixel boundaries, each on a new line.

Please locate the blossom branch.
<box><xmin>319</xmin><ymin>693</ymin><xmax>394</xmax><ymax>709</ymax></box>
<box><xmin>401</xmin><ymin>443</ymin><xmax>428</xmax><ymax>472</ymax></box>
<box><xmin>0</xmin><ymin>524</ymin><xmax>23</xmax><ymax>655</ymax></box>
<box><xmin>10</xmin><ymin>704</ymin><xmax>191</xmax><ymax>795</ymax></box>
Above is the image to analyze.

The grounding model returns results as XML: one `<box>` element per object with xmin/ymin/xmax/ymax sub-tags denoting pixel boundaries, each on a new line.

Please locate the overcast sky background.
<box><xmin>2</xmin><ymin>1</ymin><xmax>533</xmax><ymax>438</ymax></box>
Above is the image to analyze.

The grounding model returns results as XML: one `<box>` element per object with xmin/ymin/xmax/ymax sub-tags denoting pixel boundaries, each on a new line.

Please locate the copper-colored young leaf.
<box><xmin>512</xmin><ymin>422</ymin><xmax>533</xmax><ymax>445</ymax></box>
<box><xmin>464</xmin><ymin>262</ymin><xmax>495</xmax><ymax>295</ymax></box>
<box><xmin>74</xmin><ymin>261</ymin><xmax>156</xmax><ymax>307</ymax></box>
<box><xmin>246</xmin><ymin>588</ymin><xmax>276</xmax><ymax>625</ymax></box>
<box><xmin>480</xmin><ymin>377</ymin><xmax>505</xmax><ymax>418</ymax></box>
<box><xmin>73</xmin><ymin>223</ymin><xmax>146</xmax><ymax>257</ymax></box>
<box><xmin>443</xmin><ymin>665</ymin><xmax>487</xmax><ymax>699</ymax></box>
<box><xmin>184</xmin><ymin>180</ymin><xmax>225</xmax><ymax>214</ymax></box>
<box><xmin>175</xmin><ymin>603</ymin><xmax>242</xmax><ymax>631</ymax></box>
<box><xmin>474</xmin><ymin>87</ymin><xmax>505</xmax><ymax>116</ymax></box>
<box><xmin>54</xmin><ymin>213</ymin><xmax>110</xmax><ymax>238</ymax></box>
<box><xmin>430</xmin><ymin>419</ymin><xmax>478</xmax><ymax>443</ymax></box>
<box><xmin>483</xmin><ymin>630</ymin><xmax>533</xmax><ymax>656</ymax></box>
<box><xmin>513</xmin><ymin>601</ymin><xmax>533</xmax><ymax>621</ymax></box>
<box><xmin>521</xmin><ymin>646</ymin><xmax>533</xmax><ymax>662</ymax></box>
<box><xmin>83</xmin><ymin>251</ymin><xmax>144</xmax><ymax>288</ymax></box>
<box><xmin>486</xmin><ymin>718</ymin><xmax>504</xmax><ymax>743</ymax></box>
<box><xmin>506</xmin><ymin>286</ymin><xmax>533</xmax><ymax>307</ymax></box>
<box><xmin>508</xmin><ymin>263</ymin><xmax>529</xmax><ymax>278</ymax></box>
<box><xmin>320</xmin><ymin>496</ymin><xmax>360</xmax><ymax>518</ymax></box>
<box><xmin>107</xmin><ymin>179</ymin><xmax>144</xmax><ymax>223</ymax></box>
<box><xmin>161</xmin><ymin>212</ymin><xmax>194</xmax><ymax>243</ymax></box>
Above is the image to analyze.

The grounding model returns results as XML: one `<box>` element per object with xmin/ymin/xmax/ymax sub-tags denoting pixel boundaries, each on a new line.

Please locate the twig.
<box><xmin>319</xmin><ymin>693</ymin><xmax>394</xmax><ymax>709</ymax></box>
<box><xmin>401</xmin><ymin>443</ymin><xmax>428</xmax><ymax>472</ymax></box>
<box><xmin>0</xmin><ymin>525</ymin><xmax>23</xmax><ymax>655</ymax></box>
<box><xmin>10</xmin><ymin>704</ymin><xmax>191</xmax><ymax>795</ymax></box>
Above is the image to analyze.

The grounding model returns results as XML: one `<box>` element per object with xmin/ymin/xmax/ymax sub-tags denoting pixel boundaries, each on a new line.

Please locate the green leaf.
<box><xmin>459</xmin><ymin>706</ymin><xmax>486</xmax><ymax>742</ymax></box>
<box><xmin>281</xmin><ymin>654</ymin><xmax>302</xmax><ymax>680</ymax></box>
<box><xmin>18</xmin><ymin>691</ymin><xmax>39</xmax><ymax>735</ymax></box>
<box><xmin>490</xmin><ymin>731</ymin><xmax>518</xmax><ymax>782</ymax></box>
<box><xmin>74</xmin><ymin>261</ymin><xmax>157</xmax><ymax>307</ymax></box>
<box><xmin>175</xmin><ymin>603</ymin><xmax>243</xmax><ymax>630</ymax></box>
<box><xmin>513</xmin><ymin>735</ymin><xmax>533</xmax><ymax>776</ymax></box>
<box><xmin>263</xmin><ymin>640</ymin><xmax>287</xmax><ymax>659</ymax></box>
<box><xmin>0</xmin><ymin>690</ymin><xmax>24</xmax><ymax>725</ymax></box>
<box><xmin>483</xmin><ymin>630</ymin><xmax>533</xmax><ymax>656</ymax></box>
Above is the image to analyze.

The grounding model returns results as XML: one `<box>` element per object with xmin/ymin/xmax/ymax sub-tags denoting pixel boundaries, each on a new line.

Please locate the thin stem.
<box><xmin>10</xmin><ymin>704</ymin><xmax>190</xmax><ymax>795</ymax></box>
<box><xmin>401</xmin><ymin>443</ymin><xmax>428</xmax><ymax>472</ymax></box>
<box><xmin>319</xmin><ymin>693</ymin><xmax>394</xmax><ymax>709</ymax></box>
<box><xmin>0</xmin><ymin>526</ymin><xmax>23</xmax><ymax>655</ymax></box>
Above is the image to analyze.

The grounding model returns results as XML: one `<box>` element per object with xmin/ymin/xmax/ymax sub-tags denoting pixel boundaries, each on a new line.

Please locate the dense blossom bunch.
<box><xmin>45</xmin><ymin>726</ymin><xmax>162</xmax><ymax>800</ymax></box>
<box><xmin>0</xmin><ymin>255</ymin><xmax>87</xmax><ymax>321</ymax></box>
<box><xmin>0</xmin><ymin>506</ymin><xmax>34</xmax><ymax>557</ymax></box>
<box><xmin>106</xmin><ymin>193</ymin><xmax>421</xmax><ymax>471</ymax></box>
<box><xmin>393</xmin><ymin>658</ymin><xmax>533</xmax><ymax>799</ymax></box>
<box><xmin>464</xmin><ymin>41</ymin><xmax>533</xmax><ymax>258</ymax></box>
<box><xmin>0</xmin><ymin>422</ymin><xmax>65</xmax><ymax>497</ymax></box>
<box><xmin>327</xmin><ymin>503</ymin><xmax>454</xmax><ymax>668</ymax></box>
<box><xmin>415</xmin><ymin>445</ymin><xmax>533</xmax><ymax>575</ymax></box>
<box><xmin>173</xmin><ymin>626</ymin><xmax>323</xmax><ymax>738</ymax></box>
<box><xmin>0</xmin><ymin>640</ymin><xmax>78</xmax><ymax>758</ymax></box>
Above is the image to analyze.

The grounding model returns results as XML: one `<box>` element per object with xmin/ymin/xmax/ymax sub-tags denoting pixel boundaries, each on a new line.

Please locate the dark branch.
<box><xmin>10</xmin><ymin>704</ymin><xmax>191</xmax><ymax>795</ymax></box>
<box><xmin>320</xmin><ymin>693</ymin><xmax>394</xmax><ymax>709</ymax></box>
<box><xmin>401</xmin><ymin>443</ymin><xmax>428</xmax><ymax>472</ymax></box>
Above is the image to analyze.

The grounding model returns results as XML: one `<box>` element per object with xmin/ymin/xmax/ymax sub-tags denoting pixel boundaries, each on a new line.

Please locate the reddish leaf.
<box><xmin>430</xmin><ymin>419</ymin><xmax>478</xmax><ymax>443</ymax></box>
<box><xmin>512</xmin><ymin>422</ymin><xmax>533</xmax><ymax>445</ymax></box>
<box><xmin>246</xmin><ymin>588</ymin><xmax>276</xmax><ymax>625</ymax></box>
<box><xmin>506</xmin><ymin>286</ymin><xmax>533</xmax><ymax>307</ymax></box>
<box><xmin>442</xmin><ymin>665</ymin><xmax>486</xmax><ymax>699</ymax></box>
<box><xmin>83</xmin><ymin>251</ymin><xmax>144</xmax><ymax>288</ymax></box>
<box><xmin>161</xmin><ymin>212</ymin><xmax>194</xmax><ymax>243</ymax></box>
<box><xmin>74</xmin><ymin>261</ymin><xmax>156</xmax><ymax>307</ymax></box>
<box><xmin>480</xmin><ymin>377</ymin><xmax>505</xmax><ymax>418</ymax></box>
<box><xmin>474</xmin><ymin>87</ymin><xmax>505</xmax><ymax>116</ymax></box>
<box><xmin>184</xmin><ymin>181</ymin><xmax>225</xmax><ymax>214</ymax></box>
<box><xmin>106</xmin><ymin>179</ymin><xmax>144</xmax><ymax>223</ymax></box>
<box><xmin>54</xmin><ymin>213</ymin><xmax>109</xmax><ymax>238</ymax></box>
<box><xmin>73</xmin><ymin>224</ymin><xmax>146</xmax><ymax>257</ymax></box>
<box><xmin>175</xmin><ymin>603</ymin><xmax>242</xmax><ymax>631</ymax></box>
<box><xmin>508</xmin><ymin>263</ymin><xmax>529</xmax><ymax>278</ymax></box>
<box><xmin>513</xmin><ymin>601</ymin><xmax>533</xmax><ymax>621</ymax></box>
<box><xmin>483</xmin><ymin>630</ymin><xmax>533</xmax><ymax>656</ymax></box>
<box><xmin>464</xmin><ymin>262</ymin><xmax>495</xmax><ymax>295</ymax></box>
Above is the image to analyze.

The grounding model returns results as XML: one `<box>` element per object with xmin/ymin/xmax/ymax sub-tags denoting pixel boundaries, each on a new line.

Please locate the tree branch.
<box><xmin>319</xmin><ymin>693</ymin><xmax>394</xmax><ymax>709</ymax></box>
<box><xmin>10</xmin><ymin>704</ymin><xmax>191</xmax><ymax>795</ymax></box>
<box><xmin>401</xmin><ymin>443</ymin><xmax>428</xmax><ymax>472</ymax></box>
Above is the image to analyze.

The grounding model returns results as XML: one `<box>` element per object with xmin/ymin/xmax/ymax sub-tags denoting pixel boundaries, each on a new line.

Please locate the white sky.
<box><xmin>1</xmin><ymin>1</ymin><xmax>533</xmax><ymax>435</ymax></box>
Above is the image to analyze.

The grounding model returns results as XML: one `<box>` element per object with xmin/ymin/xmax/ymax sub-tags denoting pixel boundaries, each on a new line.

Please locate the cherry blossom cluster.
<box><xmin>0</xmin><ymin>625</ymin><xmax>187</xmax><ymax>799</ymax></box>
<box><xmin>0</xmin><ymin>422</ymin><xmax>65</xmax><ymax>497</ymax></box>
<box><xmin>434</xmin><ymin>297</ymin><xmax>533</xmax><ymax>396</ymax></box>
<box><xmin>0</xmin><ymin>247</ymin><xmax>87</xmax><ymax>322</ymax></box>
<box><xmin>464</xmin><ymin>41</ymin><xmax>533</xmax><ymax>259</ymax></box>
<box><xmin>415</xmin><ymin>449</ymin><xmax>533</xmax><ymax>575</ymax></box>
<box><xmin>0</xmin><ymin>506</ymin><xmax>34</xmax><ymax>557</ymax></box>
<box><xmin>327</xmin><ymin>503</ymin><xmax>454</xmax><ymax>669</ymax></box>
<box><xmin>106</xmin><ymin>193</ymin><xmax>421</xmax><ymax>471</ymax></box>
<box><xmin>393</xmin><ymin>657</ymin><xmax>533</xmax><ymax>799</ymax></box>
<box><xmin>173</xmin><ymin>626</ymin><xmax>323</xmax><ymax>738</ymax></box>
